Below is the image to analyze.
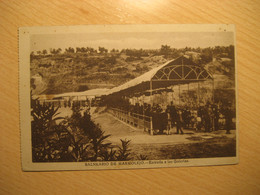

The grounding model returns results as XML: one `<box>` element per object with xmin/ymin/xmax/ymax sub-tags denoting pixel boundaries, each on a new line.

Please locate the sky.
<box><xmin>31</xmin><ymin>31</ymin><xmax>234</xmax><ymax>52</ymax></box>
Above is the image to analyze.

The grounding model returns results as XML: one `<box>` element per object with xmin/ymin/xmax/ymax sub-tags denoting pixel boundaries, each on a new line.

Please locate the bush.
<box><xmin>31</xmin><ymin>97</ymin><xmax>65</xmax><ymax>162</ymax></box>
<box><xmin>31</xmin><ymin>95</ymin><xmax>135</xmax><ymax>162</ymax></box>
<box><xmin>116</xmin><ymin>139</ymin><xmax>132</xmax><ymax>161</ymax></box>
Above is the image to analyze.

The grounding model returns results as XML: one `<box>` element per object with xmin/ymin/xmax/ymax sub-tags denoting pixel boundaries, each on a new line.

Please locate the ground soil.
<box><xmin>92</xmin><ymin>111</ymin><xmax>237</xmax><ymax>160</ymax></box>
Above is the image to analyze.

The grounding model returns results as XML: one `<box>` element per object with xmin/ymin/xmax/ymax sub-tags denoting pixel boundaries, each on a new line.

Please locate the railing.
<box><xmin>108</xmin><ymin>107</ymin><xmax>153</xmax><ymax>134</ymax></box>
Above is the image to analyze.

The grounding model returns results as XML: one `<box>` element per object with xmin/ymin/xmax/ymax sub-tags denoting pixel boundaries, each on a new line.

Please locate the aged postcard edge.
<box><xmin>234</xmin><ymin>25</ymin><xmax>239</xmax><ymax>163</ymax></box>
<box><xmin>19</xmin><ymin>24</ymin><xmax>238</xmax><ymax>171</ymax></box>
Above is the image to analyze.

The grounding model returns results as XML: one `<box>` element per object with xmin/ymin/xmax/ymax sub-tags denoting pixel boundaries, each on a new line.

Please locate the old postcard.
<box><xmin>19</xmin><ymin>24</ymin><xmax>238</xmax><ymax>171</ymax></box>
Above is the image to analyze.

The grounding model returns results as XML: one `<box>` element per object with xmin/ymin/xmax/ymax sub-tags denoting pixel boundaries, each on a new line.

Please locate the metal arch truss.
<box><xmin>152</xmin><ymin>65</ymin><xmax>213</xmax><ymax>81</ymax></box>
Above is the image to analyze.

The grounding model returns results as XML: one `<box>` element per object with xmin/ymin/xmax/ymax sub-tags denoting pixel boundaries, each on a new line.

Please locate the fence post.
<box><xmin>150</xmin><ymin>116</ymin><xmax>153</xmax><ymax>135</ymax></box>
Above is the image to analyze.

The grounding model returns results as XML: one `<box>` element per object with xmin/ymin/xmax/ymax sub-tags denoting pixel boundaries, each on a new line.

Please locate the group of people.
<box><xmin>40</xmin><ymin>97</ymin><xmax>234</xmax><ymax>135</ymax></box>
<box><xmin>112</xmin><ymin>100</ymin><xmax>234</xmax><ymax>135</ymax></box>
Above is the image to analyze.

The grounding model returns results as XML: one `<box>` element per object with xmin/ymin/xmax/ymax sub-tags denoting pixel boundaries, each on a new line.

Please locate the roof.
<box><xmin>55</xmin><ymin>88</ymin><xmax>110</xmax><ymax>98</ymax></box>
<box><xmin>107</xmin><ymin>55</ymin><xmax>212</xmax><ymax>96</ymax></box>
<box><xmin>107</xmin><ymin>59</ymin><xmax>175</xmax><ymax>95</ymax></box>
<box><xmin>35</xmin><ymin>88</ymin><xmax>110</xmax><ymax>100</ymax></box>
<box><xmin>35</xmin><ymin>56</ymin><xmax>212</xmax><ymax>100</ymax></box>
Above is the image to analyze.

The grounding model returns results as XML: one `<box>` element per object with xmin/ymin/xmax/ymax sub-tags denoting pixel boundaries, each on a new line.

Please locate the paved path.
<box><xmin>92</xmin><ymin>112</ymin><xmax>236</xmax><ymax>145</ymax></box>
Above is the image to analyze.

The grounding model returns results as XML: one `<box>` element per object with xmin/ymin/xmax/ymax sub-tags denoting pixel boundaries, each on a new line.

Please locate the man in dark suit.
<box><xmin>176</xmin><ymin>109</ymin><xmax>184</xmax><ymax>134</ymax></box>
<box><xmin>169</xmin><ymin>101</ymin><xmax>177</xmax><ymax>128</ymax></box>
<box><xmin>224</xmin><ymin>105</ymin><xmax>233</xmax><ymax>134</ymax></box>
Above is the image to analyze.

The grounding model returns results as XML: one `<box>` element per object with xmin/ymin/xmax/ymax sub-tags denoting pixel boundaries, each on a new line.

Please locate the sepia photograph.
<box><xmin>19</xmin><ymin>24</ymin><xmax>238</xmax><ymax>171</ymax></box>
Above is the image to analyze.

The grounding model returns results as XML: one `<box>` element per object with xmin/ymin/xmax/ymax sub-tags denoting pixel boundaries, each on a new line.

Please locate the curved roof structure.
<box><xmin>35</xmin><ymin>88</ymin><xmax>110</xmax><ymax>100</ymax></box>
<box><xmin>54</xmin><ymin>88</ymin><xmax>110</xmax><ymax>98</ymax></box>
<box><xmin>107</xmin><ymin>55</ymin><xmax>212</xmax><ymax>97</ymax></box>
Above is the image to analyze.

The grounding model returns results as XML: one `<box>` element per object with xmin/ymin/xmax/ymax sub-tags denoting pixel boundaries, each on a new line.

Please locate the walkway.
<box><xmin>92</xmin><ymin>111</ymin><xmax>236</xmax><ymax>145</ymax></box>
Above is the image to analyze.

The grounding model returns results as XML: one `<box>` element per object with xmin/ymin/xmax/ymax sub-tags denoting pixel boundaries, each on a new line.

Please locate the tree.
<box><xmin>110</xmin><ymin>48</ymin><xmax>119</xmax><ymax>53</ymax></box>
<box><xmin>50</xmin><ymin>48</ymin><xmax>55</xmax><ymax>55</ymax></box>
<box><xmin>199</xmin><ymin>47</ymin><xmax>213</xmax><ymax>65</ymax></box>
<box><xmin>42</xmin><ymin>49</ymin><xmax>47</xmax><ymax>55</ymax></box>
<box><xmin>98</xmin><ymin>46</ymin><xmax>108</xmax><ymax>54</ymax></box>
<box><xmin>76</xmin><ymin>47</ymin><xmax>81</xmax><ymax>53</ymax></box>
<box><xmin>160</xmin><ymin>45</ymin><xmax>171</xmax><ymax>55</ymax></box>
<box><xmin>50</xmin><ymin>48</ymin><xmax>57</xmax><ymax>55</ymax></box>
<box><xmin>86</xmin><ymin>47</ymin><xmax>95</xmax><ymax>54</ymax></box>
<box><xmin>50</xmin><ymin>48</ymin><xmax>62</xmax><ymax>55</ymax></box>
<box><xmin>31</xmin><ymin>95</ymin><xmax>64</xmax><ymax>162</ymax></box>
<box><xmin>81</xmin><ymin>47</ymin><xmax>87</xmax><ymax>53</ymax></box>
<box><xmin>195</xmin><ymin>47</ymin><xmax>201</xmax><ymax>53</ymax></box>
<box><xmin>56</xmin><ymin>48</ymin><xmax>62</xmax><ymax>54</ymax></box>
<box><xmin>65</xmin><ymin>47</ymin><xmax>75</xmax><ymax>53</ymax></box>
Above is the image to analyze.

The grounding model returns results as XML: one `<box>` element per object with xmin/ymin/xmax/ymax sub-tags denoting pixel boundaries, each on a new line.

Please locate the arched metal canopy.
<box><xmin>153</xmin><ymin>56</ymin><xmax>212</xmax><ymax>81</ymax></box>
<box><xmin>107</xmin><ymin>55</ymin><xmax>213</xmax><ymax>97</ymax></box>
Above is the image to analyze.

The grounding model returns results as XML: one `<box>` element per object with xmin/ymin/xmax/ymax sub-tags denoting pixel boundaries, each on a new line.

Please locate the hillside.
<box><xmin>30</xmin><ymin>53</ymin><xmax>167</xmax><ymax>95</ymax></box>
<box><xmin>30</xmin><ymin>48</ymin><xmax>235</xmax><ymax>96</ymax></box>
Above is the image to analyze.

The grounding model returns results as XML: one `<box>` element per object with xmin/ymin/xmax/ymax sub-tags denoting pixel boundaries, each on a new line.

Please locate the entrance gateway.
<box><xmin>105</xmin><ymin>55</ymin><xmax>214</xmax><ymax>134</ymax></box>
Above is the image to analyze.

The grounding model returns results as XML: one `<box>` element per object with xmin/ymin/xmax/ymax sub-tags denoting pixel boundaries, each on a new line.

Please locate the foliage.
<box><xmin>134</xmin><ymin>64</ymin><xmax>149</xmax><ymax>73</ymax></box>
<box><xmin>50</xmin><ymin>48</ymin><xmax>62</xmax><ymax>55</ymax></box>
<box><xmin>125</xmin><ymin>56</ymin><xmax>141</xmax><ymax>62</ymax></box>
<box><xmin>42</xmin><ymin>49</ymin><xmax>47</xmax><ymax>55</ymax></box>
<box><xmin>214</xmin><ymin>89</ymin><xmax>235</xmax><ymax>107</ymax></box>
<box><xmin>31</xmin><ymin>99</ymin><xmax>63</xmax><ymax>136</ymax></box>
<box><xmin>116</xmin><ymin>139</ymin><xmax>132</xmax><ymax>161</ymax></box>
<box><xmin>76</xmin><ymin>47</ymin><xmax>96</xmax><ymax>53</ymax></box>
<box><xmin>90</xmin><ymin>129</ymin><xmax>112</xmax><ymax>161</ymax></box>
<box><xmin>98</xmin><ymin>46</ymin><xmax>108</xmax><ymax>54</ymax></box>
<box><xmin>125</xmin><ymin>48</ymin><xmax>148</xmax><ymax>57</ymax></box>
<box><xmin>31</xmin><ymin>96</ymin><xmax>136</xmax><ymax>162</ymax></box>
<box><xmin>31</xmin><ymin>97</ymin><xmax>65</xmax><ymax>162</ymax></box>
<box><xmin>31</xmin><ymin>45</ymin><xmax>235</xmax><ymax>96</ymax></box>
<box><xmin>160</xmin><ymin>45</ymin><xmax>171</xmax><ymax>56</ymax></box>
<box><xmin>199</xmin><ymin>53</ymin><xmax>213</xmax><ymax>65</ymax></box>
<box><xmin>137</xmin><ymin>154</ymin><xmax>148</xmax><ymax>160</ymax></box>
<box><xmin>65</xmin><ymin>47</ymin><xmax>75</xmax><ymax>53</ymax></box>
<box><xmin>100</xmin><ymin>148</ymin><xmax>117</xmax><ymax>161</ymax></box>
<box><xmin>222</xmin><ymin>59</ymin><xmax>235</xmax><ymax>79</ymax></box>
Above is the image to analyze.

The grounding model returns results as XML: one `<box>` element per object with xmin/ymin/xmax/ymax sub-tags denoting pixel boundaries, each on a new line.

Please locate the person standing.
<box><xmin>224</xmin><ymin>106</ymin><xmax>233</xmax><ymax>134</ymax></box>
<box><xmin>166</xmin><ymin>106</ymin><xmax>171</xmax><ymax>135</ymax></box>
<box><xmin>169</xmin><ymin>101</ymin><xmax>177</xmax><ymax>128</ymax></box>
<box><xmin>204</xmin><ymin>106</ymin><xmax>212</xmax><ymax>132</ymax></box>
<box><xmin>197</xmin><ymin>106</ymin><xmax>203</xmax><ymax>131</ymax></box>
<box><xmin>176</xmin><ymin>109</ymin><xmax>184</xmax><ymax>134</ymax></box>
<box><xmin>212</xmin><ymin>104</ymin><xmax>219</xmax><ymax>131</ymax></box>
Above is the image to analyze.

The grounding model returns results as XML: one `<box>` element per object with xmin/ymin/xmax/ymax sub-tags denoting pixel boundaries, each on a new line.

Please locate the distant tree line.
<box><xmin>31</xmin><ymin>46</ymin><xmax>115</xmax><ymax>56</ymax></box>
<box><xmin>31</xmin><ymin>45</ymin><xmax>234</xmax><ymax>65</ymax></box>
